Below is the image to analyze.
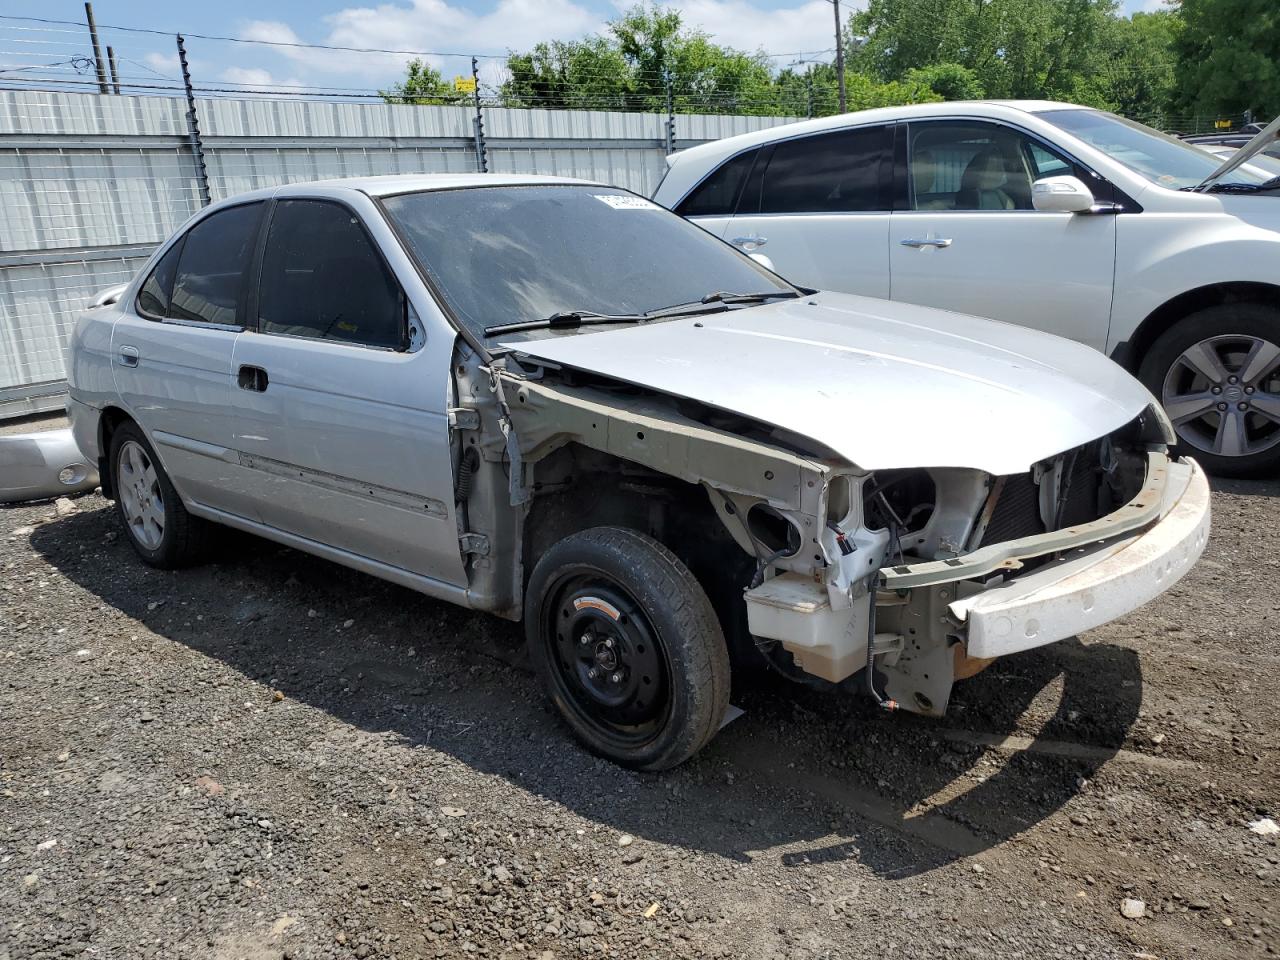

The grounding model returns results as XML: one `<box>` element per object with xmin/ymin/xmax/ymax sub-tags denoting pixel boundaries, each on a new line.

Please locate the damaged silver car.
<box><xmin>66</xmin><ymin>175</ymin><xmax>1210</xmax><ymax>769</ymax></box>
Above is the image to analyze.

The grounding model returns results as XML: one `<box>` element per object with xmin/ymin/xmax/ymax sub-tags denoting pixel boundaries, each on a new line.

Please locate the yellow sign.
<box><xmin>1214</xmin><ymin>118</ymin><xmax>1233</xmax><ymax>129</ymax></box>
<box><xmin>454</xmin><ymin>76</ymin><xmax>476</xmax><ymax>93</ymax></box>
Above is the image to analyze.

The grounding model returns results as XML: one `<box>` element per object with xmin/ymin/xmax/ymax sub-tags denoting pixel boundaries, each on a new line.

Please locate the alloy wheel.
<box><xmin>1161</xmin><ymin>334</ymin><xmax>1280</xmax><ymax>458</ymax></box>
<box><xmin>117</xmin><ymin>439</ymin><xmax>165</xmax><ymax>550</ymax></box>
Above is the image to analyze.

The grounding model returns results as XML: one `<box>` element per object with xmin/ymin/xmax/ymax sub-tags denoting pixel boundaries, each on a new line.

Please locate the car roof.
<box><xmin>665</xmin><ymin>99</ymin><xmax>1088</xmax><ymax>168</ymax></box>
<box><xmin>221</xmin><ymin>173</ymin><xmax>602</xmax><ymax>205</ymax></box>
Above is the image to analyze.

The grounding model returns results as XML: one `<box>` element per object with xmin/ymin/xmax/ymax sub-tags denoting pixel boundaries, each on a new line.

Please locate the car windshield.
<box><xmin>1038</xmin><ymin>108</ymin><xmax>1270</xmax><ymax>190</ymax></box>
<box><xmin>380</xmin><ymin>184</ymin><xmax>793</xmax><ymax>341</ymax></box>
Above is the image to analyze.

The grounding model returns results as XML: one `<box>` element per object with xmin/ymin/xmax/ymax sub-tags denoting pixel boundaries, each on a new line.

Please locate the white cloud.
<box><xmin>233</xmin><ymin>0</ymin><xmax>858</xmax><ymax>92</ymax></box>
<box><xmin>241</xmin><ymin>0</ymin><xmax>603</xmax><ymax>81</ymax></box>
<box><xmin>659</xmin><ymin>0</ymin><xmax>862</xmax><ymax>60</ymax></box>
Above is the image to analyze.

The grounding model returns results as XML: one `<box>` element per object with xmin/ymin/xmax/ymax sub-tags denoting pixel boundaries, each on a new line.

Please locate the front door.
<box><xmin>889</xmin><ymin>119</ymin><xmax>1117</xmax><ymax>350</ymax></box>
<box><xmin>229</xmin><ymin>196</ymin><xmax>463</xmax><ymax>585</ymax></box>
<box><xmin>719</xmin><ymin>124</ymin><xmax>895</xmax><ymax>299</ymax></box>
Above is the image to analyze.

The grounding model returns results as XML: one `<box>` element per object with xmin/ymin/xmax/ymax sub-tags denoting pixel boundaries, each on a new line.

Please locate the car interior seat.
<box><xmin>956</xmin><ymin>148</ymin><xmax>1017</xmax><ymax>210</ymax></box>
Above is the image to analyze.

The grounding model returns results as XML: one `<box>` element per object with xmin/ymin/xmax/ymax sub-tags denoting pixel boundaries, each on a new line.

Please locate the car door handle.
<box><xmin>117</xmin><ymin>345</ymin><xmax>139</xmax><ymax>367</ymax></box>
<box><xmin>731</xmin><ymin>235</ymin><xmax>767</xmax><ymax>248</ymax></box>
<box><xmin>899</xmin><ymin>237</ymin><xmax>953</xmax><ymax>248</ymax></box>
<box><xmin>237</xmin><ymin>365</ymin><xmax>269</xmax><ymax>392</ymax></box>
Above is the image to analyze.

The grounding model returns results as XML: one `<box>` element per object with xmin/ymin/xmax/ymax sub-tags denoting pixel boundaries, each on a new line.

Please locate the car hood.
<box><xmin>503</xmin><ymin>292</ymin><xmax>1159</xmax><ymax>476</ymax></box>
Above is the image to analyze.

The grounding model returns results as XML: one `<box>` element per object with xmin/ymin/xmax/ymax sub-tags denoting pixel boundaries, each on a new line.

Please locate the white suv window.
<box><xmin>909</xmin><ymin>121</ymin><xmax>1073</xmax><ymax>211</ymax></box>
<box><xmin>755</xmin><ymin>125</ymin><xmax>891</xmax><ymax>214</ymax></box>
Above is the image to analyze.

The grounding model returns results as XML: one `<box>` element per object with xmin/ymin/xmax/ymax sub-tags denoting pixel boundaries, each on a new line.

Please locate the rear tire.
<box><xmin>109</xmin><ymin>421</ymin><xmax>211</xmax><ymax>568</ymax></box>
<box><xmin>525</xmin><ymin>526</ymin><xmax>731</xmax><ymax>770</ymax></box>
<box><xmin>1139</xmin><ymin>303</ymin><xmax>1280</xmax><ymax>479</ymax></box>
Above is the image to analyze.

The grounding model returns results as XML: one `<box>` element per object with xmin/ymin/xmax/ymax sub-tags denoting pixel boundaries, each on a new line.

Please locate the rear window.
<box><xmin>167</xmin><ymin>202</ymin><xmax>264</xmax><ymax>326</ymax></box>
<box><xmin>758</xmin><ymin>126</ymin><xmax>891</xmax><ymax>214</ymax></box>
<box><xmin>675</xmin><ymin>149</ymin><xmax>757</xmax><ymax>217</ymax></box>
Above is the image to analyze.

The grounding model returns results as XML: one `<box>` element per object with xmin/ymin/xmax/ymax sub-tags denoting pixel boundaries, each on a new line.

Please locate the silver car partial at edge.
<box><xmin>66</xmin><ymin>174</ymin><xmax>1209</xmax><ymax>769</ymax></box>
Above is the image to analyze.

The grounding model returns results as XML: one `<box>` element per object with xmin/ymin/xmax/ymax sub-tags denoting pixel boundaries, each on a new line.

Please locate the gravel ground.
<box><xmin>1</xmin><ymin>472</ymin><xmax>1277</xmax><ymax>960</ymax></box>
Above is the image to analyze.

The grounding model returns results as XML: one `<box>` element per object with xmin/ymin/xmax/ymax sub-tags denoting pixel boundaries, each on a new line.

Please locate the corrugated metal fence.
<box><xmin>0</xmin><ymin>89</ymin><xmax>794</xmax><ymax>417</ymax></box>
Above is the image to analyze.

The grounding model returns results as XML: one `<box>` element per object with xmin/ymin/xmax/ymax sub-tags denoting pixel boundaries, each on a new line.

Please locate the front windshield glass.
<box><xmin>380</xmin><ymin>185</ymin><xmax>792</xmax><ymax>341</ymax></box>
<box><xmin>1039</xmin><ymin>108</ymin><xmax>1269</xmax><ymax>190</ymax></box>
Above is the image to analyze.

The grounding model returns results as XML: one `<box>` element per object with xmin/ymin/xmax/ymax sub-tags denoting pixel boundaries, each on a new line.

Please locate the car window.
<box><xmin>136</xmin><ymin>240</ymin><xmax>183</xmax><ymax>319</ymax></box>
<box><xmin>1039</xmin><ymin>109</ymin><xmax>1268</xmax><ymax>189</ymax></box>
<box><xmin>757</xmin><ymin>126</ymin><xmax>891</xmax><ymax>214</ymax></box>
<box><xmin>1026</xmin><ymin>142</ymin><xmax>1072</xmax><ymax>179</ymax></box>
<box><xmin>256</xmin><ymin>199</ymin><xmax>404</xmax><ymax>350</ymax></box>
<box><xmin>381</xmin><ymin>185</ymin><xmax>792</xmax><ymax>343</ymax></box>
<box><xmin>167</xmin><ymin>202</ymin><xmax>264</xmax><ymax>326</ymax></box>
<box><xmin>908</xmin><ymin>121</ymin><xmax>1072</xmax><ymax>211</ymax></box>
<box><xmin>675</xmin><ymin>149</ymin><xmax>757</xmax><ymax>217</ymax></box>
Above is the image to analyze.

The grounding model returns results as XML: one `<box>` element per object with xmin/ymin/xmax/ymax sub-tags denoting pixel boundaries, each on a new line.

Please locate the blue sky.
<box><xmin>1</xmin><ymin>0</ymin><xmax>1167</xmax><ymax>96</ymax></box>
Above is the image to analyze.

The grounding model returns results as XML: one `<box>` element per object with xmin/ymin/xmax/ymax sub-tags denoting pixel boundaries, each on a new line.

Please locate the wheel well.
<box><xmin>1118</xmin><ymin>282</ymin><xmax>1280</xmax><ymax>373</ymax></box>
<box><xmin>96</xmin><ymin>406</ymin><xmax>133</xmax><ymax>499</ymax></box>
<box><xmin>522</xmin><ymin>444</ymin><xmax>756</xmax><ymax>662</ymax></box>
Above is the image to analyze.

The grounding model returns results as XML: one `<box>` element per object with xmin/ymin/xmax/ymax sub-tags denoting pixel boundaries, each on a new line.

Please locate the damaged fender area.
<box><xmin>450</xmin><ymin>349</ymin><xmax>1208</xmax><ymax>721</ymax></box>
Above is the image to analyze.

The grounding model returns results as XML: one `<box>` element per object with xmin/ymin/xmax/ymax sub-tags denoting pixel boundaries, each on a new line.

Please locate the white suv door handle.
<box><xmin>731</xmin><ymin>235</ymin><xmax>767</xmax><ymax>248</ymax></box>
<box><xmin>900</xmin><ymin>237</ymin><xmax>953</xmax><ymax>248</ymax></box>
<box><xmin>117</xmin><ymin>345</ymin><xmax>139</xmax><ymax>367</ymax></box>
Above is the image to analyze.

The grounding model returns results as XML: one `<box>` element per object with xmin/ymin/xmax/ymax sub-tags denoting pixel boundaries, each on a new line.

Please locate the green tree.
<box><xmin>1174</xmin><ymin>0</ymin><xmax>1280</xmax><ymax>121</ymax></box>
<box><xmin>503</xmin><ymin>38</ymin><xmax>632</xmax><ymax>110</ymax></box>
<box><xmin>380</xmin><ymin>58</ymin><xmax>465</xmax><ymax>105</ymax></box>
<box><xmin>1086</xmin><ymin>11</ymin><xmax>1180</xmax><ymax>120</ymax></box>
<box><xmin>904</xmin><ymin>62</ymin><xmax>985</xmax><ymax>100</ymax></box>
<box><xmin>848</xmin><ymin>0</ymin><xmax>1118</xmax><ymax>102</ymax></box>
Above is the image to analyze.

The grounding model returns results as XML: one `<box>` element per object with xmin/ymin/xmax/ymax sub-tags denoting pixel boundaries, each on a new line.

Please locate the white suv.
<box><xmin>654</xmin><ymin>101</ymin><xmax>1280</xmax><ymax>477</ymax></box>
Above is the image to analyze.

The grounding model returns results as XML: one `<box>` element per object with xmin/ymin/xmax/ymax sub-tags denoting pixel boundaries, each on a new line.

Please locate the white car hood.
<box><xmin>504</xmin><ymin>292</ymin><xmax>1158</xmax><ymax>476</ymax></box>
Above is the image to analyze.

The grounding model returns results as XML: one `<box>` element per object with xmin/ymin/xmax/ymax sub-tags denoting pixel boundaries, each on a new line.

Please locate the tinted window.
<box><xmin>676</xmin><ymin>149</ymin><xmax>757</xmax><ymax>217</ymax></box>
<box><xmin>758</xmin><ymin>126</ymin><xmax>890</xmax><ymax>214</ymax></box>
<box><xmin>136</xmin><ymin>240</ymin><xmax>183</xmax><ymax>319</ymax></box>
<box><xmin>908</xmin><ymin>121</ymin><xmax>1073</xmax><ymax>211</ymax></box>
<box><xmin>257</xmin><ymin>200</ymin><xmax>403</xmax><ymax>349</ymax></box>
<box><xmin>381</xmin><ymin>185</ymin><xmax>792</xmax><ymax>343</ymax></box>
<box><xmin>167</xmin><ymin>203</ymin><xmax>263</xmax><ymax>326</ymax></box>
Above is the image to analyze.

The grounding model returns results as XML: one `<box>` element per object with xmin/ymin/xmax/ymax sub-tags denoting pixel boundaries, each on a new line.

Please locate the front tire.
<box><xmin>1140</xmin><ymin>304</ymin><xmax>1280</xmax><ymax>478</ymax></box>
<box><xmin>525</xmin><ymin>526</ymin><xmax>731</xmax><ymax>770</ymax></box>
<box><xmin>109</xmin><ymin>421</ymin><xmax>210</xmax><ymax>567</ymax></box>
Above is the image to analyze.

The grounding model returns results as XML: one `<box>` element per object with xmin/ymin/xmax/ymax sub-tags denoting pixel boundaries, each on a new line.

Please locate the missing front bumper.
<box><xmin>743</xmin><ymin>455</ymin><xmax>1210</xmax><ymax>712</ymax></box>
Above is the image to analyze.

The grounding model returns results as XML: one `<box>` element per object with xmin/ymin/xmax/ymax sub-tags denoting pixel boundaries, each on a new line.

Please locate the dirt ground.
<box><xmin>1</xmin><ymin>448</ymin><xmax>1277</xmax><ymax>959</ymax></box>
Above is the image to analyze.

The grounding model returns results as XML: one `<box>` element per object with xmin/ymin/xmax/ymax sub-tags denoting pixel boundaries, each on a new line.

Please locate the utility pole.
<box><xmin>84</xmin><ymin>3</ymin><xmax>109</xmax><ymax>94</ymax></box>
<box><xmin>106</xmin><ymin>45</ymin><xmax>121</xmax><ymax>94</ymax></box>
<box><xmin>832</xmin><ymin>0</ymin><xmax>846</xmax><ymax>113</ymax></box>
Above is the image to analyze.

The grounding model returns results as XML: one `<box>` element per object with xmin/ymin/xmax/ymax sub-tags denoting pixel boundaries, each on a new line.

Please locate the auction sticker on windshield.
<box><xmin>595</xmin><ymin>194</ymin><xmax>660</xmax><ymax>210</ymax></box>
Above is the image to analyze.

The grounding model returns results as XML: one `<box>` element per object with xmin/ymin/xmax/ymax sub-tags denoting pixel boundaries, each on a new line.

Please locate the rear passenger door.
<box><xmin>110</xmin><ymin>200</ymin><xmax>266</xmax><ymax>518</ymax></box>
<box><xmin>718</xmin><ymin>124</ymin><xmax>894</xmax><ymax>298</ymax></box>
<box><xmin>229</xmin><ymin>196</ymin><xmax>463</xmax><ymax>584</ymax></box>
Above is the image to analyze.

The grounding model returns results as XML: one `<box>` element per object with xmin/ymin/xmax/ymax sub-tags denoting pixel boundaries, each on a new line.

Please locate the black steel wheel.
<box><xmin>525</xmin><ymin>526</ymin><xmax>730</xmax><ymax>770</ymax></box>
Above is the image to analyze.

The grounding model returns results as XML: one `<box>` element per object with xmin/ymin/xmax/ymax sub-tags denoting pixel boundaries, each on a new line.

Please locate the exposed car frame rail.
<box><xmin>880</xmin><ymin>451</ymin><xmax>1170</xmax><ymax>589</ymax></box>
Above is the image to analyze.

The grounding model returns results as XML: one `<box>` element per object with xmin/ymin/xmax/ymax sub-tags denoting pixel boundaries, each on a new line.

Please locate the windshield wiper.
<box><xmin>484</xmin><ymin>310</ymin><xmax>649</xmax><ymax>336</ymax></box>
<box><xmin>485</xmin><ymin>289</ymin><xmax>802</xmax><ymax>336</ymax></box>
<box><xmin>1183</xmin><ymin>175</ymin><xmax>1280</xmax><ymax>194</ymax></box>
<box><xmin>645</xmin><ymin>289</ymin><xmax>802</xmax><ymax>318</ymax></box>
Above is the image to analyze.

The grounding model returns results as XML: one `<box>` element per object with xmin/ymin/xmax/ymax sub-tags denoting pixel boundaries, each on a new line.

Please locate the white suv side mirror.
<box><xmin>1032</xmin><ymin>175</ymin><xmax>1095</xmax><ymax>213</ymax></box>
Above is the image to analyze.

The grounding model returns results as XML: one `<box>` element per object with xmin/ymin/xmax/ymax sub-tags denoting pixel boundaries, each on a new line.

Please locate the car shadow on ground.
<box><xmin>32</xmin><ymin>507</ymin><xmax>1142</xmax><ymax>881</ymax></box>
